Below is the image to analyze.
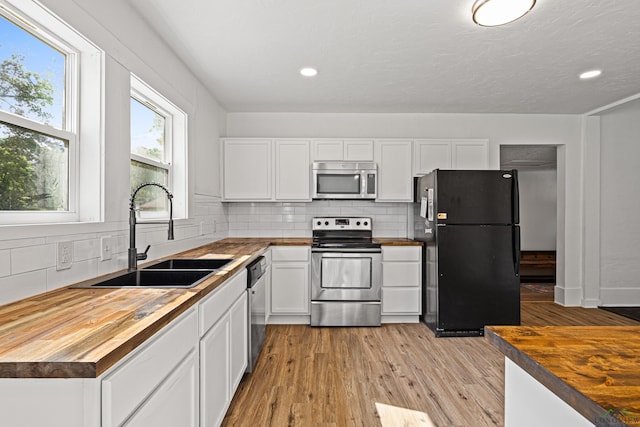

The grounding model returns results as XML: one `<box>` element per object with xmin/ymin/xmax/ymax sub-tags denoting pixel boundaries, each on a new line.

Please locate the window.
<box><xmin>0</xmin><ymin>0</ymin><xmax>103</xmax><ymax>224</ymax></box>
<box><xmin>130</xmin><ymin>75</ymin><xmax>187</xmax><ymax>219</ymax></box>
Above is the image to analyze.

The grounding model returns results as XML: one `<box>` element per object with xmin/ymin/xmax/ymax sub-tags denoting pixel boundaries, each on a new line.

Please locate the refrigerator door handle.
<box><xmin>512</xmin><ymin>169</ymin><xmax>520</xmax><ymax>224</ymax></box>
<box><xmin>513</xmin><ymin>226</ymin><xmax>521</xmax><ymax>276</ymax></box>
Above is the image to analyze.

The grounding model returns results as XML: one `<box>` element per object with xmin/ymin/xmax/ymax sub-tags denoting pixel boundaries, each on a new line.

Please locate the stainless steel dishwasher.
<box><xmin>246</xmin><ymin>256</ymin><xmax>267</xmax><ymax>373</ymax></box>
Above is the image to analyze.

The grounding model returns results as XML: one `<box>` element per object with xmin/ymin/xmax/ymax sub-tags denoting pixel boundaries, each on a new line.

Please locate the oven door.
<box><xmin>311</xmin><ymin>249</ymin><xmax>381</xmax><ymax>301</ymax></box>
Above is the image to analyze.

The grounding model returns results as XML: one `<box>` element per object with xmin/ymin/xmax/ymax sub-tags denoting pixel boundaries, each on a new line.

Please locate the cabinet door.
<box><xmin>344</xmin><ymin>140</ymin><xmax>374</xmax><ymax>161</ymax></box>
<box><xmin>414</xmin><ymin>140</ymin><xmax>452</xmax><ymax>175</ymax></box>
<box><xmin>223</xmin><ymin>139</ymin><xmax>272</xmax><ymax>200</ymax></box>
<box><xmin>271</xmin><ymin>263</ymin><xmax>309</xmax><ymax>314</ymax></box>
<box><xmin>275</xmin><ymin>140</ymin><xmax>310</xmax><ymax>200</ymax></box>
<box><xmin>200</xmin><ymin>315</ymin><xmax>230</xmax><ymax>427</ymax></box>
<box><xmin>125</xmin><ymin>351</ymin><xmax>198</xmax><ymax>427</ymax></box>
<box><xmin>382</xmin><ymin>288</ymin><xmax>421</xmax><ymax>314</ymax></box>
<box><xmin>102</xmin><ymin>309</ymin><xmax>198</xmax><ymax>427</ymax></box>
<box><xmin>452</xmin><ymin>139</ymin><xmax>488</xmax><ymax>169</ymax></box>
<box><xmin>375</xmin><ymin>140</ymin><xmax>413</xmax><ymax>201</ymax></box>
<box><xmin>382</xmin><ymin>262</ymin><xmax>421</xmax><ymax>287</ymax></box>
<box><xmin>312</xmin><ymin>140</ymin><xmax>343</xmax><ymax>161</ymax></box>
<box><xmin>229</xmin><ymin>292</ymin><xmax>248</xmax><ymax>392</ymax></box>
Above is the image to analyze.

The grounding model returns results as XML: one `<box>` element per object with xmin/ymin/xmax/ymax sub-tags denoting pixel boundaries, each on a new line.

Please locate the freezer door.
<box><xmin>435</xmin><ymin>170</ymin><xmax>519</xmax><ymax>225</ymax></box>
<box><xmin>435</xmin><ymin>225</ymin><xmax>520</xmax><ymax>332</ymax></box>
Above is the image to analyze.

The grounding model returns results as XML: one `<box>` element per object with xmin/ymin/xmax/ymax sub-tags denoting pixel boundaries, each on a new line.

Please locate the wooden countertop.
<box><xmin>0</xmin><ymin>236</ymin><xmax>417</xmax><ymax>379</ymax></box>
<box><xmin>374</xmin><ymin>238</ymin><xmax>422</xmax><ymax>246</ymax></box>
<box><xmin>486</xmin><ymin>325</ymin><xmax>640</xmax><ymax>426</ymax></box>
<box><xmin>0</xmin><ymin>238</ymin><xmax>308</xmax><ymax>379</ymax></box>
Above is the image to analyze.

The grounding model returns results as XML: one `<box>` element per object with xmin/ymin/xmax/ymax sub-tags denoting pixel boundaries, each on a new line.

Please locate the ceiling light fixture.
<box><xmin>579</xmin><ymin>69</ymin><xmax>602</xmax><ymax>80</ymax></box>
<box><xmin>300</xmin><ymin>67</ymin><xmax>318</xmax><ymax>77</ymax></box>
<box><xmin>472</xmin><ymin>0</ymin><xmax>536</xmax><ymax>27</ymax></box>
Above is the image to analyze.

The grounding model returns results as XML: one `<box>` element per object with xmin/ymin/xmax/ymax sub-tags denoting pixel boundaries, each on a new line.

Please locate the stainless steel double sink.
<box><xmin>72</xmin><ymin>258</ymin><xmax>235</xmax><ymax>289</ymax></box>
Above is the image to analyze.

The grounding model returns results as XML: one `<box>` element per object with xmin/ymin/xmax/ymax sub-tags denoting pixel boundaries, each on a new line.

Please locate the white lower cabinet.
<box><xmin>102</xmin><ymin>307</ymin><xmax>199</xmax><ymax>427</ymax></box>
<box><xmin>200</xmin><ymin>269</ymin><xmax>248</xmax><ymax>427</ymax></box>
<box><xmin>269</xmin><ymin>246</ymin><xmax>310</xmax><ymax>324</ymax></box>
<box><xmin>0</xmin><ymin>268</ymin><xmax>252</xmax><ymax>427</ymax></box>
<box><xmin>381</xmin><ymin>246</ymin><xmax>422</xmax><ymax>322</ymax></box>
<box><xmin>125</xmin><ymin>350</ymin><xmax>199</xmax><ymax>427</ymax></box>
<box><xmin>201</xmin><ymin>312</ymin><xmax>230</xmax><ymax>427</ymax></box>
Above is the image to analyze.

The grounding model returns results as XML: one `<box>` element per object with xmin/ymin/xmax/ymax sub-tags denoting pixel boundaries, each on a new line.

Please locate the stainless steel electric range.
<box><xmin>310</xmin><ymin>217</ymin><xmax>382</xmax><ymax>327</ymax></box>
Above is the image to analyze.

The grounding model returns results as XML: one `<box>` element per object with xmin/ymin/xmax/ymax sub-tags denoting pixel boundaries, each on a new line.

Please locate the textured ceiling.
<box><xmin>129</xmin><ymin>0</ymin><xmax>640</xmax><ymax>114</ymax></box>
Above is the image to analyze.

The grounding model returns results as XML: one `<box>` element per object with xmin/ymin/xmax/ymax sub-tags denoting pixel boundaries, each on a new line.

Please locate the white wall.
<box><xmin>597</xmin><ymin>98</ymin><xmax>640</xmax><ymax>306</ymax></box>
<box><xmin>0</xmin><ymin>0</ymin><xmax>227</xmax><ymax>305</ymax></box>
<box><xmin>226</xmin><ymin>112</ymin><xmax>585</xmax><ymax>305</ymax></box>
<box><xmin>518</xmin><ymin>169</ymin><xmax>557</xmax><ymax>251</ymax></box>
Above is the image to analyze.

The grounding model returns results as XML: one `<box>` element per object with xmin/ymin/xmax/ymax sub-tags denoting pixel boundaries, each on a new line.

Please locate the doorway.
<box><xmin>500</xmin><ymin>145</ymin><xmax>558</xmax><ymax>301</ymax></box>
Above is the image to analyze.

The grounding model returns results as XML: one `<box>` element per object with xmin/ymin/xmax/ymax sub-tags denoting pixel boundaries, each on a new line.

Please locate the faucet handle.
<box><xmin>137</xmin><ymin>245</ymin><xmax>151</xmax><ymax>261</ymax></box>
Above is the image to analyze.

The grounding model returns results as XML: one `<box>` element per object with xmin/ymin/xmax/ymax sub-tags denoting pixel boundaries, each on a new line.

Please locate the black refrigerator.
<box><xmin>413</xmin><ymin>169</ymin><xmax>521</xmax><ymax>337</ymax></box>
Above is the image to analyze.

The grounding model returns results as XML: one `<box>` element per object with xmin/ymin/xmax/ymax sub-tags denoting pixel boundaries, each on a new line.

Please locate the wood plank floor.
<box><xmin>222</xmin><ymin>288</ymin><xmax>640</xmax><ymax>427</ymax></box>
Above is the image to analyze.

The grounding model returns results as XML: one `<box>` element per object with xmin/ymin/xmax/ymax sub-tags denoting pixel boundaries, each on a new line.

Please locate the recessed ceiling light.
<box><xmin>472</xmin><ymin>0</ymin><xmax>536</xmax><ymax>27</ymax></box>
<box><xmin>579</xmin><ymin>69</ymin><xmax>602</xmax><ymax>80</ymax></box>
<box><xmin>299</xmin><ymin>67</ymin><xmax>318</xmax><ymax>77</ymax></box>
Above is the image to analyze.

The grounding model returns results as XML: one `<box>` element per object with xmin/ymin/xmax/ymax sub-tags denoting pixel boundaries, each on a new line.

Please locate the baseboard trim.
<box><xmin>599</xmin><ymin>288</ymin><xmax>640</xmax><ymax>306</ymax></box>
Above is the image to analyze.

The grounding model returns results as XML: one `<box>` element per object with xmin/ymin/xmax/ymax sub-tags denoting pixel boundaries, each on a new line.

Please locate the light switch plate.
<box><xmin>57</xmin><ymin>241</ymin><xmax>73</xmax><ymax>270</ymax></box>
<box><xmin>100</xmin><ymin>236</ymin><xmax>112</xmax><ymax>261</ymax></box>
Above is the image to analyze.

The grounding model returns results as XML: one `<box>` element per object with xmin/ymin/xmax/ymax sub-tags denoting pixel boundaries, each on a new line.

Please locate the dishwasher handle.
<box><xmin>247</xmin><ymin>256</ymin><xmax>267</xmax><ymax>288</ymax></box>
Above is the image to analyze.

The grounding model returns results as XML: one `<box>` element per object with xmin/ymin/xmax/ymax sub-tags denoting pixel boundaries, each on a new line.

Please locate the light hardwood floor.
<box><xmin>223</xmin><ymin>288</ymin><xmax>639</xmax><ymax>427</ymax></box>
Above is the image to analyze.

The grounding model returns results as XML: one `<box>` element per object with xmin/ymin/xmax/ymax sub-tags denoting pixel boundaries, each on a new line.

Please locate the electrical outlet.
<box><xmin>57</xmin><ymin>241</ymin><xmax>73</xmax><ymax>270</ymax></box>
<box><xmin>212</xmin><ymin>220</ymin><xmax>216</xmax><ymax>233</ymax></box>
<box><xmin>100</xmin><ymin>236</ymin><xmax>112</xmax><ymax>261</ymax></box>
<box><xmin>200</xmin><ymin>222</ymin><xmax>205</xmax><ymax>236</ymax></box>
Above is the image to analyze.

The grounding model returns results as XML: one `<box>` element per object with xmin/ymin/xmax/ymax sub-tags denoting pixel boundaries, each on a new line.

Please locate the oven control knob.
<box><xmin>364</xmin><ymin>221</ymin><xmax>368</xmax><ymax>226</ymax></box>
<box><xmin>317</xmin><ymin>221</ymin><xmax>321</xmax><ymax>226</ymax></box>
<box><xmin>356</xmin><ymin>221</ymin><xmax>361</xmax><ymax>226</ymax></box>
<box><xmin>324</xmin><ymin>221</ymin><xmax>329</xmax><ymax>226</ymax></box>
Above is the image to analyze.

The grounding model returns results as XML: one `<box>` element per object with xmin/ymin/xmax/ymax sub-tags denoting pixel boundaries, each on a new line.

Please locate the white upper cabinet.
<box><xmin>312</xmin><ymin>139</ymin><xmax>374</xmax><ymax>161</ymax></box>
<box><xmin>344</xmin><ymin>140</ymin><xmax>374</xmax><ymax>161</ymax></box>
<box><xmin>222</xmin><ymin>139</ymin><xmax>272</xmax><ymax>200</ymax></box>
<box><xmin>222</xmin><ymin>138</ymin><xmax>310</xmax><ymax>201</ymax></box>
<box><xmin>375</xmin><ymin>139</ymin><xmax>413</xmax><ymax>202</ymax></box>
<box><xmin>414</xmin><ymin>140</ymin><xmax>452</xmax><ymax>175</ymax></box>
<box><xmin>275</xmin><ymin>140</ymin><xmax>311</xmax><ymax>201</ymax></box>
<box><xmin>452</xmin><ymin>140</ymin><xmax>489</xmax><ymax>169</ymax></box>
<box><xmin>312</xmin><ymin>139</ymin><xmax>343</xmax><ymax>161</ymax></box>
<box><xmin>413</xmin><ymin>139</ymin><xmax>488</xmax><ymax>175</ymax></box>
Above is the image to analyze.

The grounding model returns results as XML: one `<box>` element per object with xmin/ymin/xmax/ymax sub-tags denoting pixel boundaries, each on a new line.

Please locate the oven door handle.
<box><xmin>311</xmin><ymin>248</ymin><xmax>382</xmax><ymax>254</ymax></box>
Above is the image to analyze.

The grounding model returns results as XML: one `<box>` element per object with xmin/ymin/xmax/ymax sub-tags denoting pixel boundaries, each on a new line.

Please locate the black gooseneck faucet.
<box><xmin>129</xmin><ymin>182</ymin><xmax>174</xmax><ymax>270</ymax></box>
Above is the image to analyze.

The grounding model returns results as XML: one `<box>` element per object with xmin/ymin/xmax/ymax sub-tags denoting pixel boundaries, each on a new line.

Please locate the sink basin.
<box><xmin>143</xmin><ymin>258</ymin><xmax>234</xmax><ymax>270</ymax></box>
<box><xmin>74</xmin><ymin>269</ymin><xmax>215</xmax><ymax>289</ymax></box>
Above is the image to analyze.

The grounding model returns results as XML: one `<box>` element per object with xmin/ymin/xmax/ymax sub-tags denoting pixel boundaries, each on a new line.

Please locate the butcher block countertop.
<box><xmin>374</xmin><ymin>238</ymin><xmax>422</xmax><ymax>246</ymax></box>
<box><xmin>0</xmin><ymin>238</ymin><xmax>309</xmax><ymax>379</ymax></box>
<box><xmin>486</xmin><ymin>325</ymin><xmax>640</xmax><ymax>426</ymax></box>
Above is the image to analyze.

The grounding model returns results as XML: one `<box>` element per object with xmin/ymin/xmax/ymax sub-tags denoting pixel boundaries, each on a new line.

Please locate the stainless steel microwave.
<box><xmin>312</xmin><ymin>162</ymin><xmax>377</xmax><ymax>199</ymax></box>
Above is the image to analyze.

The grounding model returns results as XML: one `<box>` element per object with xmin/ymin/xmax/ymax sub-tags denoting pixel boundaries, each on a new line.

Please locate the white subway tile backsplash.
<box><xmin>46</xmin><ymin>259</ymin><xmax>99</xmax><ymax>290</ymax></box>
<box><xmin>0</xmin><ymin>195</ymin><xmax>229</xmax><ymax>303</ymax></box>
<box><xmin>74</xmin><ymin>238</ymin><xmax>100</xmax><ymax>262</ymax></box>
<box><xmin>227</xmin><ymin>200</ymin><xmax>409</xmax><ymax>238</ymax></box>
<box><xmin>0</xmin><ymin>250</ymin><xmax>10</xmax><ymax>278</ymax></box>
<box><xmin>11</xmin><ymin>244</ymin><xmax>56</xmax><ymax>275</ymax></box>
<box><xmin>0</xmin><ymin>270</ymin><xmax>47</xmax><ymax>306</ymax></box>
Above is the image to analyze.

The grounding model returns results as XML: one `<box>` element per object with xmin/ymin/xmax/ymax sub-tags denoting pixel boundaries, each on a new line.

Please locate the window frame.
<box><xmin>0</xmin><ymin>0</ymin><xmax>103</xmax><ymax>225</ymax></box>
<box><xmin>130</xmin><ymin>74</ymin><xmax>187</xmax><ymax>221</ymax></box>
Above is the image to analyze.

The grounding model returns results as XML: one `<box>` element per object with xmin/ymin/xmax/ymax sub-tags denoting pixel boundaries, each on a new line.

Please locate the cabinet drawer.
<box><xmin>382</xmin><ymin>262</ymin><xmax>421</xmax><ymax>287</ymax></box>
<box><xmin>271</xmin><ymin>246</ymin><xmax>309</xmax><ymax>262</ymax></box>
<box><xmin>199</xmin><ymin>269</ymin><xmax>247</xmax><ymax>337</ymax></box>
<box><xmin>102</xmin><ymin>308</ymin><xmax>198</xmax><ymax>427</ymax></box>
<box><xmin>382</xmin><ymin>288</ymin><xmax>421</xmax><ymax>314</ymax></box>
<box><xmin>382</xmin><ymin>246</ymin><xmax>421</xmax><ymax>262</ymax></box>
